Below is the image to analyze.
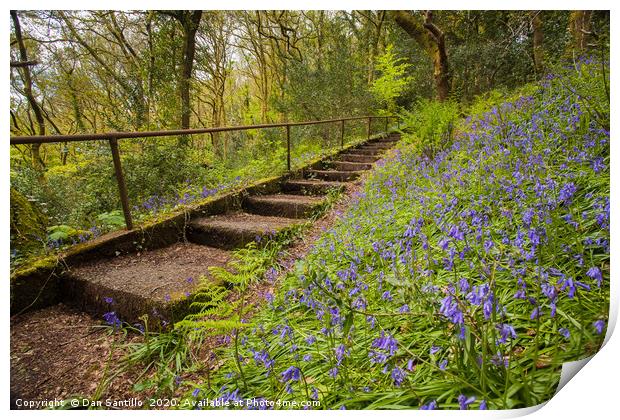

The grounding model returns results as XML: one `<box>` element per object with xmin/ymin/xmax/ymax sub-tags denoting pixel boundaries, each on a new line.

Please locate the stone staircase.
<box><xmin>62</xmin><ymin>133</ymin><xmax>399</xmax><ymax>322</ymax></box>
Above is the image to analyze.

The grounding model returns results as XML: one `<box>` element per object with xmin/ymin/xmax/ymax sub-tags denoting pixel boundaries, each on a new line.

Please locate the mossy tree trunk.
<box><xmin>393</xmin><ymin>10</ymin><xmax>450</xmax><ymax>102</ymax></box>
<box><xmin>162</xmin><ymin>10</ymin><xmax>202</xmax><ymax>144</ymax></box>
<box><xmin>10</xmin><ymin>187</ymin><xmax>48</xmax><ymax>253</ymax></box>
<box><xmin>532</xmin><ymin>11</ymin><xmax>545</xmax><ymax>75</ymax></box>
<box><xmin>568</xmin><ymin>10</ymin><xmax>593</xmax><ymax>55</ymax></box>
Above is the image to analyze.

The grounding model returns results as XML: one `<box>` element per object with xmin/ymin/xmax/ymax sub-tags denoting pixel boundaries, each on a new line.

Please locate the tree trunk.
<box><xmin>392</xmin><ymin>10</ymin><xmax>450</xmax><ymax>101</ymax></box>
<box><xmin>568</xmin><ymin>10</ymin><xmax>593</xmax><ymax>54</ymax></box>
<box><xmin>11</xmin><ymin>11</ymin><xmax>46</xmax><ymax>171</ymax></box>
<box><xmin>211</xmin><ymin>84</ymin><xmax>227</xmax><ymax>159</ymax></box>
<box><xmin>367</xmin><ymin>11</ymin><xmax>386</xmax><ymax>85</ymax></box>
<box><xmin>532</xmin><ymin>12</ymin><xmax>544</xmax><ymax>75</ymax></box>
<box><xmin>179</xmin><ymin>11</ymin><xmax>202</xmax><ymax>130</ymax></box>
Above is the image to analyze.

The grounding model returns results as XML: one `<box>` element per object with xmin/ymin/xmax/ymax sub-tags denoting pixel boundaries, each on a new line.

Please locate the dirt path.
<box><xmin>10</xmin><ymin>304</ymin><xmax>141</xmax><ymax>408</ymax></box>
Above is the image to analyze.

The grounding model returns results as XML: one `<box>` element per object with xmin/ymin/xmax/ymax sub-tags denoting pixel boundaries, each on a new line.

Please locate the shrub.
<box><xmin>399</xmin><ymin>99</ymin><xmax>460</xmax><ymax>157</ymax></box>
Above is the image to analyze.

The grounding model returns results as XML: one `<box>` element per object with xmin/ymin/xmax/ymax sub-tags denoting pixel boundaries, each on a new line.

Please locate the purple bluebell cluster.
<box><xmin>138</xmin><ymin>177</ymin><xmax>243</xmax><ymax>216</ymax></box>
<box><xmin>103</xmin><ymin>311</ymin><xmax>121</xmax><ymax>328</ymax></box>
<box><xmin>193</xmin><ymin>59</ymin><xmax>609</xmax><ymax>410</ymax></box>
<box><xmin>369</xmin><ymin>331</ymin><xmax>398</xmax><ymax>364</ymax></box>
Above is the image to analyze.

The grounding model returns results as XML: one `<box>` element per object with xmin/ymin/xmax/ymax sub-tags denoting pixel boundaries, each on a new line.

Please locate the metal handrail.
<box><xmin>10</xmin><ymin>115</ymin><xmax>397</xmax><ymax>230</ymax></box>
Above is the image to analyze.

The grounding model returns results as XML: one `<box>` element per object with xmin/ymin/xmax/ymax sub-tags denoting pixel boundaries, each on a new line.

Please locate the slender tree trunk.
<box><xmin>423</xmin><ymin>12</ymin><xmax>450</xmax><ymax>101</ymax></box>
<box><xmin>532</xmin><ymin>12</ymin><xmax>544</xmax><ymax>75</ymax></box>
<box><xmin>146</xmin><ymin>12</ymin><xmax>155</xmax><ymax>129</ymax></box>
<box><xmin>367</xmin><ymin>11</ymin><xmax>386</xmax><ymax>84</ymax></box>
<box><xmin>11</xmin><ymin>11</ymin><xmax>46</xmax><ymax>171</ymax></box>
<box><xmin>212</xmin><ymin>93</ymin><xmax>227</xmax><ymax>159</ymax></box>
<box><xmin>179</xmin><ymin>11</ymin><xmax>202</xmax><ymax>130</ymax></box>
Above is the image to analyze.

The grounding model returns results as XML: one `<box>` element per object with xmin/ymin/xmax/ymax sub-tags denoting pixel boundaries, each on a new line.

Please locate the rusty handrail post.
<box><xmin>108</xmin><ymin>137</ymin><xmax>133</xmax><ymax>230</ymax></box>
<box><xmin>286</xmin><ymin>124</ymin><xmax>291</xmax><ymax>171</ymax></box>
<box><xmin>397</xmin><ymin>116</ymin><xmax>400</xmax><ymax>130</ymax></box>
<box><xmin>367</xmin><ymin>116</ymin><xmax>372</xmax><ymax>140</ymax></box>
<box><xmin>385</xmin><ymin>116</ymin><xmax>389</xmax><ymax>133</ymax></box>
<box><xmin>340</xmin><ymin>119</ymin><xmax>345</xmax><ymax>149</ymax></box>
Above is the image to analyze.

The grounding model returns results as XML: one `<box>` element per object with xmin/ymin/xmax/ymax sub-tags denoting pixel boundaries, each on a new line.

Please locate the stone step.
<box><xmin>281</xmin><ymin>179</ymin><xmax>347</xmax><ymax>195</ymax></box>
<box><xmin>188</xmin><ymin>212</ymin><xmax>303</xmax><ymax>250</ymax></box>
<box><xmin>358</xmin><ymin>144</ymin><xmax>393</xmax><ymax>151</ymax></box>
<box><xmin>306</xmin><ymin>169</ymin><xmax>362</xmax><ymax>182</ymax></box>
<box><xmin>62</xmin><ymin>243</ymin><xmax>231</xmax><ymax>323</ymax></box>
<box><xmin>324</xmin><ymin>160</ymin><xmax>373</xmax><ymax>171</ymax></box>
<box><xmin>338</xmin><ymin>154</ymin><xmax>379</xmax><ymax>163</ymax></box>
<box><xmin>365</xmin><ymin>138</ymin><xmax>397</xmax><ymax>145</ymax></box>
<box><xmin>243</xmin><ymin>194</ymin><xmax>326</xmax><ymax>219</ymax></box>
<box><xmin>347</xmin><ymin>148</ymin><xmax>382</xmax><ymax>156</ymax></box>
<box><xmin>371</xmin><ymin>136</ymin><xmax>399</xmax><ymax>143</ymax></box>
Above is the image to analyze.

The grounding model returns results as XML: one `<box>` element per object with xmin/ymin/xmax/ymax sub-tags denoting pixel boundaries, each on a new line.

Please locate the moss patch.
<box><xmin>10</xmin><ymin>187</ymin><xmax>47</xmax><ymax>254</ymax></box>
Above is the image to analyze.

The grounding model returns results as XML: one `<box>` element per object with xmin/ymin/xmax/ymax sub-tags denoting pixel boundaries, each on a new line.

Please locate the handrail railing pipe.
<box><xmin>10</xmin><ymin>115</ymin><xmax>396</xmax><ymax>230</ymax></box>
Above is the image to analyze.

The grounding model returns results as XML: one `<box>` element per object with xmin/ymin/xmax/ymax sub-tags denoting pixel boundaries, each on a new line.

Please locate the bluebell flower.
<box><xmin>438</xmin><ymin>237</ymin><xmax>450</xmax><ymax>250</ymax></box>
<box><xmin>391</xmin><ymin>366</ymin><xmax>406</xmax><ymax>387</ymax></box>
<box><xmin>420</xmin><ymin>400</ymin><xmax>437</xmax><ymax>410</ymax></box>
<box><xmin>496</xmin><ymin>323</ymin><xmax>517</xmax><ymax>344</ymax></box>
<box><xmin>483</xmin><ymin>298</ymin><xmax>494</xmax><ymax>320</ymax></box>
<box><xmin>366</xmin><ymin>316</ymin><xmax>376</xmax><ymax>329</ymax></box>
<box><xmin>252</xmin><ymin>350</ymin><xmax>275</xmax><ymax>369</ymax></box>
<box><xmin>369</xmin><ymin>331</ymin><xmax>398</xmax><ymax>364</ymax></box>
<box><xmin>335</xmin><ymin>344</ymin><xmax>348</xmax><ymax>365</ymax></box>
<box><xmin>458</xmin><ymin>278</ymin><xmax>470</xmax><ymax>293</ymax></box>
<box><xmin>220</xmin><ymin>388</ymin><xmax>241</xmax><ymax>403</ymax></box>
<box><xmin>329</xmin><ymin>307</ymin><xmax>342</xmax><ymax>325</ymax></box>
<box><xmin>558</xmin><ymin>182</ymin><xmax>577</xmax><ymax>205</ymax></box>
<box><xmin>449</xmin><ymin>224</ymin><xmax>465</xmax><ymax>241</ymax></box>
<box><xmin>352</xmin><ymin>296</ymin><xmax>367</xmax><ymax>310</ymax></box>
<box><xmin>440</xmin><ymin>295</ymin><xmax>464</xmax><ymax>325</ymax></box>
<box><xmin>586</xmin><ymin>266</ymin><xmax>603</xmax><ymax>287</ymax></box>
<box><xmin>280</xmin><ymin>366</ymin><xmax>301</xmax><ymax>382</ymax></box>
<box><xmin>522</xmin><ymin>208</ymin><xmax>535</xmax><ymax>227</ymax></box>
<box><xmin>103</xmin><ymin>311</ymin><xmax>121</xmax><ymax>328</ymax></box>
<box><xmin>591</xmin><ymin>157</ymin><xmax>605</xmax><ymax>173</ymax></box>
<box><xmin>593</xmin><ymin>320</ymin><xmax>605</xmax><ymax>335</ymax></box>
<box><xmin>458</xmin><ymin>394</ymin><xmax>476</xmax><ymax>410</ymax></box>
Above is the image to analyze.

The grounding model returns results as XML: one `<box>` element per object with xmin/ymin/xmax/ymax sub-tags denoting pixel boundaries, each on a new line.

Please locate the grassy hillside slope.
<box><xmin>179</xmin><ymin>59</ymin><xmax>610</xmax><ymax>409</ymax></box>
